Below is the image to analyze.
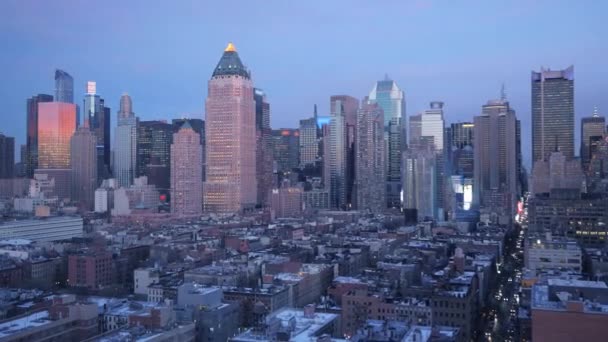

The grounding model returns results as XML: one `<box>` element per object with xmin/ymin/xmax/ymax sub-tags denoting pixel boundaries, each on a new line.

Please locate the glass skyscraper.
<box><xmin>581</xmin><ymin>109</ymin><xmax>606</xmax><ymax>171</ymax></box>
<box><xmin>368</xmin><ymin>75</ymin><xmax>406</xmax><ymax>208</ymax></box>
<box><xmin>83</xmin><ymin>81</ymin><xmax>111</xmax><ymax>180</ymax></box>
<box><xmin>114</xmin><ymin>93</ymin><xmax>138</xmax><ymax>187</ymax></box>
<box><xmin>54</xmin><ymin>69</ymin><xmax>74</xmax><ymax>103</ymax></box>
<box><xmin>26</xmin><ymin>94</ymin><xmax>53</xmax><ymax>177</ymax></box>
<box><xmin>531</xmin><ymin>66</ymin><xmax>574</xmax><ymax>162</ymax></box>
<box><xmin>37</xmin><ymin>102</ymin><xmax>77</xmax><ymax>169</ymax></box>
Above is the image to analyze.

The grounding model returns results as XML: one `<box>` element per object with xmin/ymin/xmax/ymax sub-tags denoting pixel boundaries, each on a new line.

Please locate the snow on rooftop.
<box><xmin>0</xmin><ymin>310</ymin><xmax>51</xmax><ymax>338</ymax></box>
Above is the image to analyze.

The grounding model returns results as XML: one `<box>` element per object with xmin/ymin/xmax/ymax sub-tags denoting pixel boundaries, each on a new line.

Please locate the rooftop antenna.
<box><xmin>384</xmin><ymin>73</ymin><xmax>390</xmax><ymax>81</ymax></box>
<box><xmin>592</xmin><ymin>106</ymin><xmax>599</xmax><ymax>117</ymax></box>
<box><xmin>500</xmin><ymin>83</ymin><xmax>507</xmax><ymax>101</ymax></box>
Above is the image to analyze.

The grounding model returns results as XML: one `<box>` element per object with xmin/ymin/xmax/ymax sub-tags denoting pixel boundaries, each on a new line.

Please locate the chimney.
<box><xmin>303</xmin><ymin>304</ymin><xmax>315</xmax><ymax>318</ymax></box>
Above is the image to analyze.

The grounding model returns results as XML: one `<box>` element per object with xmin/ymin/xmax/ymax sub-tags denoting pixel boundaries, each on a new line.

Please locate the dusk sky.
<box><xmin>1</xmin><ymin>0</ymin><xmax>606</xmax><ymax>168</ymax></box>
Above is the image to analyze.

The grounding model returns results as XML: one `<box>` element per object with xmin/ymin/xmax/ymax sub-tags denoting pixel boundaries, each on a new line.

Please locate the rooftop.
<box><xmin>0</xmin><ymin>310</ymin><xmax>51</xmax><ymax>339</ymax></box>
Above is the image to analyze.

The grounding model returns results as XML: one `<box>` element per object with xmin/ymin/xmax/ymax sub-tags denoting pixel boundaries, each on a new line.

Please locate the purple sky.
<box><xmin>1</xmin><ymin>0</ymin><xmax>606</xmax><ymax>168</ymax></box>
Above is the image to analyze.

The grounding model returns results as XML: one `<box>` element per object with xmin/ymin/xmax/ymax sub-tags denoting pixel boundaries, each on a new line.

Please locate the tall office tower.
<box><xmin>530</xmin><ymin>150</ymin><xmax>584</xmax><ymax>195</ymax></box>
<box><xmin>114</xmin><ymin>93</ymin><xmax>138</xmax><ymax>187</ymax></box>
<box><xmin>531</xmin><ymin>66</ymin><xmax>575</xmax><ymax>162</ymax></box>
<box><xmin>299</xmin><ymin>105</ymin><xmax>320</xmax><ymax>170</ymax></box>
<box><xmin>446</xmin><ymin>122</ymin><xmax>475</xmax><ymax>219</ymax></box>
<box><xmin>271</xmin><ymin>129</ymin><xmax>300</xmax><ymax>174</ymax></box>
<box><xmin>83</xmin><ymin>81</ymin><xmax>111</xmax><ymax>180</ymax></box>
<box><xmin>368</xmin><ymin>75</ymin><xmax>406</xmax><ymax>208</ymax></box>
<box><xmin>26</xmin><ymin>94</ymin><xmax>53</xmax><ymax>177</ymax></box>
<box><xmin>171</xmin><ymin>122</ymin><xmax>203</xmax><ymax>216</ymax></box>
<box><xmin>402</xmin><ymin>147</ymin><xmax>436</xmax><ymax>220</ymax></box>
<box><xmin>70</xmin><ymin>125</ymin><xmax>97</xmax><ymax>211</ymax></box>
<box><xmin>473</xmin><ymin>99</ymin><xmax>518</xmax><ymax>220</ymax></box>
<box><xmin>37</xmin><ymin>102</ymin><xmax>77</xmax><ymax>169</ymax></box>
<box><xmin>409</xmin><ymin>101</ymin><xmax>446</xmax><ymax>219</ymax></box>
<box><xmin>326</xmin><ymin>95</ymin><xmax>359</xmax><ymax>209</ymax></box>
<box><xmin>581</xmin><ymin>109</ymin><xmax>606</xmax><ymax>171</ymax></box>
<box><xmin>54</xmin><ymin>69</ymin><xmax>74</xmax><ymax>103</ymax></box>
<box><xmin>0</xmin><ymin>133</ymin><xmax>15</xmax><ymax>178</ymax></box>
<box><xmin>172</xmin><ymin>118</ymin><xmax>205</xmax><ymax>181</ymax></box>
<box><xmin>204</xmin><ymin>43</ymin><xmax>257</xmax><ymax>213</ymax></box>
<box><xmin>355</xmin><ymin>102</ymin><xmax>385</xmax><ymax>212</ymax></box>
<box><xmin>254</xmin><ymin>88</ymin><xmax>273</xmax><ymax>206</ymax></box>
<box><xmin>137</xmin><ymin>120</ymin><xmax>174</xmax><ymax>192</ymax></box>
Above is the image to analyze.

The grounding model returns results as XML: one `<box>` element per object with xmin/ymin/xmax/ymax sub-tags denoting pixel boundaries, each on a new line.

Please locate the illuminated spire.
<box><xmin>225</xmin><ymin>42</ymin><xmax>236</xmax><ymax>52</ymax></box>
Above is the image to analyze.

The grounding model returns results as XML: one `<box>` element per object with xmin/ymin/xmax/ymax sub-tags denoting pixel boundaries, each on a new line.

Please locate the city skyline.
<box><xmin>1</xmin><ymin>1</ymin><xmax>606</xmax><ymax>169</ymax></box>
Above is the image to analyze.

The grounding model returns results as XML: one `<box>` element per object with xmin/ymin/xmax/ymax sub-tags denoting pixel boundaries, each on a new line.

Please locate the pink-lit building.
<box><xmin>171</xmin><ymin>122</ymin><xmax>203</xmax><ymax>216</ymax></box>
<box><xmin>204</xmin><ymin>43</ymin><xmax>257</xmax><ymax>213</ymax></box>
<box><xmin>37</xmin><ymin>102</ymin><xmax>77</xmax><ymax>169</ymax></box>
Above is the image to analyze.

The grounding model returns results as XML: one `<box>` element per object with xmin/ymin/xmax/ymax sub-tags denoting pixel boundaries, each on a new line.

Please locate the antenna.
<box><xmin>500</xmin><ymin>83</ymin><xmax>506</xmax><ymax>101</ymax></box>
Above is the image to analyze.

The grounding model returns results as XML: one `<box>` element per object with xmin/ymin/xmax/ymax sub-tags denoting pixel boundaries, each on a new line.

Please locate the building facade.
<box><xmin>204</xmin><ymin>43</ymin><xmax>257</xmax><ymax>213</ymax></box>
<box><xmin>0</xmin><ymin>133</ymin><xmax>15</xmax><ymax>179</ymax></box>
<box><xmin>254</xmin><ymin>88</ymin><xmax>274</xmax><ymax>206</ymax></box>
<box><xmin>581</xmin><ymin>110</ymin><xmax>606</xmax><ymax>171</ymax></box>
<box><xmin>54</xmin><ymin>69</ymin><xmax>74</xmax><ymax>104</ymax></box>
<box><xmin>83</xmin><ymin>81</ymin><xmax>111</xmax><ymax>180</ymax></box>
<box><xmin>171</xmin><ymin>122</ymin><xmax>203</xmax><ymax>216</ymax></box>
<box><xmin>37</xmin><ymin>102</ymin><xmax>77</xmax><ymax>169</ymax></box>
<box><xmin>531</xmin><ymin>66</ymin><xmax>575</xmax><ymax>162</ymax></box>
<box><xmin>355</xmin><ymin>102</ymin><xmax>385</xmax><ymax>212</ymax></box>
<box><xmin>114</xmin><ymin>93</ymin><xmax>138</xmax><ymax>187</ymax></box>
<box><xmin>26</xmin><ymin>94</ymin><xmax>53</xmax><ymax>177</ymax></box>
<box><xmin>70</xmin><ymin>126</ymin><xmax>97</xmax><ymax>211</ymax></box>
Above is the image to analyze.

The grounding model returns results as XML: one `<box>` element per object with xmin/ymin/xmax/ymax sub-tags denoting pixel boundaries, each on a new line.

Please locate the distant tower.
<box><xmin>83</xmin><ymin>81</ymin><xmax>111</xmax><ymax>180</ymax></box>
<box><xmin>71</xmin><ymin>125</ymin><xmax>97</xmax><ymax>211</ymax></box>
<box><xmin>54</xmin><ymin>69</ymin><xmax>74</xmax><ymax>103</ymax></box>
<box><xmin>0</xmin><ymin>133</ymin><xmax>15</xmax><ymax>179</ymax></box>
<box><xmin>254</xmin><ymin>88</ymin><xmax>273</xmax><ymax>206</ymax></box>
<box><xmin>581</xmin><ymin>108</ymin><xmax>606</xmax><ymax>171</ymax></box>
<box><xmin>37</xmin><ymin>102</ymin><xmax>77</xmax><ymax>169</ymax></box>
<box><xmin>368</xmin><ymin>75</ymin><xmax>406</xmax><ymax>208</ymax></box>
<box><xmin>114</xmin><ymin>93</ymin><xmax>138</xmax><ymax>187</ymax></box>
<box><xmin>531</xmin><ymin>66</ymin><xmax>575</xmax><ymax>162</ymax></box>
<box><xmin>204</xmin><ymin>43</ymin><xmax>257</xmax><ymax>213</ymax></box>
<box><xmin>171</xmin><ymin>122</ymin><xmax>203</xmax><ymax>216</ymax></box>
<box><xmin>355</xmin><ymin>101</ymin><xmax>385</xmax><ymax>212</ymax></box>
<box><xmin>26</xmin><ymin>94</ymin><xmax>53</xmax><ymax>177</ymax></box>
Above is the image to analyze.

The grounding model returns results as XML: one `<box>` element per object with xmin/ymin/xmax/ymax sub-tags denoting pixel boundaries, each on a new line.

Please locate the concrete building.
<box><xmin>581</xmin><ymin>109</ymin><xmax>606</xmax><ymax>171</ymax></box>
<box><xmin>171</xmin><ymin>122</ymin><xmax>203</xmax><ymax>216</ymax></box>
<box><xmin>532</xmin><ymin>66</ymin><xmax>575</xmax><ymax>162</ymax></box>
<box><xmin>223</xmin><ymin>285</ymin><xmax>290</xmax><ymax>327</ymax></box>
<box><xmin>37</xmin><ymin>102</ymin><xmax>77</xmax><ymax>169</ymax></box>
<box><xmin>270</xmin><ymin>186</ymin><xmax>303</xmax><ymax>219</ymax></box>
<box><xmin>0</xmin><ymin>216</ymin><xmax>83</xmax><ymax>242</ymax></box>
<box><xmin>68</xmin><ymin>251</ymin><xmax>113</xmax><ymax>289</ymax></box>
<box><xmin>355</xmin><ymin>101</ymin><xmax>385</xmax><ymax>212</ymax></box>
<box><xmin>302</xmin><ymin>189</ymin><xmax>330</xmax><ymax>210</ymax></box>
<box><xmin>204</xmin><ymin>43</ymin><xmax>257</xmax><ymax>214</ymax></box>
<box><xmin>299</xmin><ymin>108</ymin><xmax>320</xmax><ymax>169</ymax></box>
<box><xmin>530</xmin><ymin>150</ymin><xmax>584</xmax><ymax>195</ymax></box>
<box><xmin>114</xmin><ymin>93</ymin><xmax>138</xmax><ymax>187</ymax></box>
<box><xmin>524</xmin><ymin>235</ymin><xmax>582</xmax><ymax>273</ymax></box>
<box><xmin>133</xmin><ymin>268</ymin><xmax>161</xmax><ymax>296</ymax></box>
<box><xmin>112</xmin><ymin>176</ymin><xmax>159</xmax><ymax>216</ymax></box>
<box><xmin>33</xmin><ymin>169</ymin><xmax>71</xmax><ymax>202</ymax></box>
<box><xmin>94</xmin><ymin>178</ymin><xmax>117</xmax><ymax>213</ymax></box>
<box><xmin>70</xmin><ymin>126</ymin><xmax>97</xmax><ymax>211</ymax></box>
<box><xmin>473</xmin><ymin>99</ymin><xmax>518</xmax><ymax>221</ymax></box>
<box><xmin>368</xmin><ymin>76</ymin><xmax>406</xmax><ymax>209</ymax></box>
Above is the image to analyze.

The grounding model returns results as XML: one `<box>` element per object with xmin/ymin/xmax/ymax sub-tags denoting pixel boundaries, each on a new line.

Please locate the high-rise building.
<box><xmin>26</xmin><ymin>94</ymin><xmax>53</xmax><ymax>177</ymax></box>
<box><xmin>114</xmin><ymin>93</ymin><xmax>138</xmax><ymax>187</ymax></box>
<box><xmin>271</xmin><ymin>129</ymin><xmax>300</xmax><ymax>175</ymax></box>
<box><xmin>137</xmin><ymin>120</ymin><xmax>174</xmax><ymax>192</ymax></box>
<box><xmin>171</xmin><ymin>122</ymin><xmax>203</xmax><ymax>216</ymax></box>
<box><xmin>54</xmin><ymin>69</ymin><xmax>74</xmax><ymax>104</ymax></box>
<box><xmin>446</xmin><ymin>123</ymin><xmax>475</xmax><ymax>219</ymax></box>
<box><xmin>581</xmin><ymin>109</ymin><xmax>606</xmax><ymax>171</ymax></box>
<box><xmin>37</xmin><ymin>102</ymin><xmax>77</xmax><ymax>169</ymax></box>
<box><xmin>0</xmin><ymin>133</ymin><xmax>15</xmax><ymax>179</ymax></box>
<box><xmin>299</xmin><ymin>105</ymin><xmax>320</xmax><ymax>170</ymax></box>
<box><xmin>70</xmin><ymin>125</ymin><xmax>97</xmax><ymax>211</ymax></box>
<box><xmin>402</xmin><ymin>147</ymin><xmax>436</xmax><ymax>220</ymax></box>
<box><xmin>254</xmin><ymin>88</ymin><xmax>273</xmax><ymax>206</ymax></box>
<box><xmin>172</xmin><ymin>118</ymin><xmax>204</xmax><ymax>182</ymax></box>
<box><xmin>409</xmin><ymin>102</ymin><xmax>446</xmax><ymax>218</ymax></box>
<box><xmin>326</xmin><ymin>95</ymin><xmax>359</xmax><ymax>209</ymax></box>
<box><xmin>530</xmin><ymin>150</ymin><xmax>584</xmax><ymax>195</ymax></box>
<box><xmin>83</xmin><ymin>81</ymin><xmax>111</xmax><ymax>180</ymax></box>
<box><xmin>204</xmin><ymin>43</ymin><xmax>257</xmax><ymax>213</ymax></box>
<box><xmin>474</xmin><ymin>99</ymin><xmax>518</xmax><ymax>220</ymax></box>
<box><xmin>355</xmin><ymin>101</ymin><xmax>385</xmax><ymax>212</ymax></box>
<box><xmin>368</xmin><ymin>76</ymin><xmax>406</xmax><ymax>208</ymax></box>
<box><xmin>531</xmin><ymin>66</ymin><xmax>575</xmax><ymax>162</ymax></box>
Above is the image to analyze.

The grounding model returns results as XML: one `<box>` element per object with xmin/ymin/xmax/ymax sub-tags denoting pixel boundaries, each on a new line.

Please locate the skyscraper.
<box><xmin>271</xmin><ymin>129</ymin><xmax>300</xmax><ymax>175</ymax></box>
<box><xmin>204</xmin><ymin>43</ymin><xmax>257</xmax><ymax>213</ymax></box>
<box><xmin>26</xmin><ymin>94</ymin><xmax>53</xmax><ymax>177</ymax></box>
<box><xmin>402</xmin><ymin>147</ymin><xmax>436</xmax><ymax>220</ymax></box>
<box><xmin>299</xmin><ymin>106</ymin><xmax>320</xmax><ymax>170</ymax></box>
<box><xmin>327</xmin><ymin>95</ymin><xmax>359</xmax><ymax>209</ymax></box>
<box><xmin>132</xmin><ymin>120</ymin><xmax>173</xmax><ymax>195</ymax></box>
<box><xmin>37</xmin><ymin>102</ymin><xmax>77</xmax><ymax>169</ymax></box>
<box><xmin>474</xmin><ymin>99</ymin><xmax>518</xmax><ymax>219</ymax></box>
<box><xmin>114</xmin><ymin>93</ymin><xmax>138</xmax><ymax>187</ymax></box>
<box><xmin>172</xmin><ymin>118</ymin><xmax>204</xmax><ymax>182</ymax></box>
<box><xmin>581</xmin><ymin>109</ymin><xmax>606</xmax><ymax>171</ymax></box>
<box><xmin>54</xmin><ymin>69</ymin><xmax>74</xmax><ymax>104</ymax></box>
<box><xmin>0</xmin><ymin>133</ymin><xmax>15</xmax><ymax>179</ymax></box>
<box><xmin>355</xmin><ymin>101</ymin><xmax>385</xmax><ymax>212</ymax></box>
<box><xmin>531</xmin><ymin>66</ymin><xmax>575</xmax><ymax>162</ymax></box>
<box><xmin>254</xmin><ymin>88</ymin><xmax>273</xmax><ymax>206</ymax></box>
<box><xmin>83</xmin><ymin>81</ymin><xmax>111</xmax><ymax>180</ymax></box>
<box><xmin>368</xmin><ymin>76</ymin><xmax>406</xmax><ymax>208</ymax></box>
<box><xmin>171</xmin><ymin>122</ymin><xmax>203</xmax><ymax>216</ymax></box>
<box><xmin>70</xmin><ymin>125</ymin><xmax>97</xmax><ymax>211</ymax></box>
<box><xmin>409</xmin><ymin>101</ymin><xmax>446</xmax><ymax>219</ymax></box>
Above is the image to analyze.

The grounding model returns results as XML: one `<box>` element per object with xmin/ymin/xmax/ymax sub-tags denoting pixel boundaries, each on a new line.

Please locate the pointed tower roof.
<box><xmin>212</xmin><ymin>42</ymin><xmax>250</xmax><ymax>78</ymax></box>
<box><xmin>180</xmin><ymin>120</ymin><xmax>193</xmax><ymax>131</ymax></box>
